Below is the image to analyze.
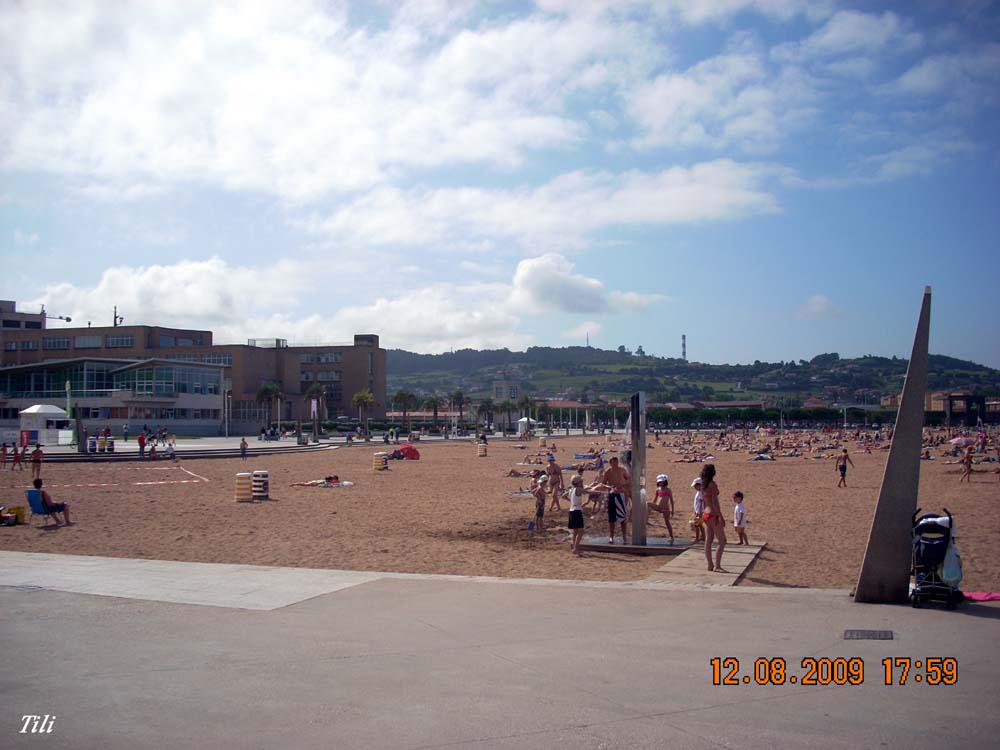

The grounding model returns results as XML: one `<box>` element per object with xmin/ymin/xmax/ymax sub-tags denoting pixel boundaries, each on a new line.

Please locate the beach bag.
<box><xmin>941</xmin><ymin>541</ymin><xmax>962</xmax><ymax>586</ymax></box>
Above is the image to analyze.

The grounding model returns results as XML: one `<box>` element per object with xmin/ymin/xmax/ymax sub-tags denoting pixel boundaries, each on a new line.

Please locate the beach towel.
<box><xmin>574</xmin><ymin>453</ymin><xmax>598</xmax><ymax>460</ymax></box>
<box><xmin>962</xmin><ymin>592</ymin><xmax>1000</xmax><ymax>602</ymax></box>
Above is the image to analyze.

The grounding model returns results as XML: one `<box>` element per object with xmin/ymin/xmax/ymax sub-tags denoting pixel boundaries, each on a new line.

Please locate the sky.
<box><xmin>1</xmin><ymin>0</ymin><xmax>998</xmax><ymax>367</ymax></box>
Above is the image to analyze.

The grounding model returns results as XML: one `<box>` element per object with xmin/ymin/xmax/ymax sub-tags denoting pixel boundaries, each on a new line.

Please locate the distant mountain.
<box><xmin>386</xmin><ymin>347</ymin><xmax>1000</xmax><ymax>405</ymax></box>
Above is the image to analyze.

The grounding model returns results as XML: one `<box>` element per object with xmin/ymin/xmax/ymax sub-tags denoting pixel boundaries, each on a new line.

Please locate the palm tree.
<box><xmin>450</xmin><ymin>389</ymin><xmax>468</xmax><ymax>427</ymax></box>
<box><xmin>423</xmin><ymin>394</ymin><xmax>444</xmax><ymax>429</ymax></box>
<box><xmin>351</xmin><ymin>390</ymin><xmax>375</xmax><ymax>435</ymax></box>
<box><xmin>256</xmin><ymin>383</ymin><xmax>281</xmax><ymax>428</ymax></box>
<box><xmin>477</xmin><ymin>397</ymin><xmax>495</xmax><ymax>430</ymax></box>
<box><xmin>498</xmin><ymin>399</ymin><xmax>514</xmax><ymax>433</ymax></box>
<box><xmin>393</xmin><ymin>389</ymin><xmax>418</xmax><ymax>431</ymax></box>
<box><xmin>517</xmin><ymin>395</ymin><xmax>535</xmax><ymax>421</ymax></box>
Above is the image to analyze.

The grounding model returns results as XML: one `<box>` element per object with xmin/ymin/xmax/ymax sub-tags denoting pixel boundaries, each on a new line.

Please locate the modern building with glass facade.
<box><xmin>0</xmin><ymin>358</ymin><xmax>225</xmax><ymax>436</ymax></box>
<box><xmin>0</xmin><ymin>305</ymin><xmax>387</xmax><ymax>435</ymax></box>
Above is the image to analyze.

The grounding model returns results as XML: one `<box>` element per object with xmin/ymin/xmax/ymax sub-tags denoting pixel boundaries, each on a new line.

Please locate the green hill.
<box><xmin>387</xmin><ymin>347</ymin><xmax>1000</xmax><ymax>406</ymax></box>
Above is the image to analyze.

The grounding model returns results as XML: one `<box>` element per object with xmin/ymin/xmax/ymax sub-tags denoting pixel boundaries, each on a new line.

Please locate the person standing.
<box><xmin>11</xmin><ymin>443</ymin><xmax>24</xmax><ymax>471</ymax></box>
<box><xmin>138</xmin><ymin>431</ymin><xmax>146</xmax><ymax>458</ymax></box>
<box><xmin>649</xmin><ymin>474</ymin><xmax>674</xmax><ymax>545</ymax></box>
<box><xmin>532</xmin><ymin>475</ymin><xmax>548</xmax><ymax>533</ymax></box>
<box><xmin>123</xmin><ymin>423</ymin><xmax>129</xmax><ymax>442</ymax></box>
<box><xmin>567</xmin><ymin>474</ymin><xmax>587</xmax><ymax>555</ymax></box>
<box><xmin>546</xmin><ymin>455</ymin><xmax>565</xmax><ymax>512</ymax></box>
<box><xmin>700</xmin><ymin>464</ymin><xmax>727</xmax><ymax>572</ymax></box>
<box><xmin>835</xmin><ymin>449</ymin><xmax>854</xmax><ymax>488</ymax></box>
<box><xmin>240</xmin><ymin>437</ymin><xmax>248</xmax><ymax>461</ymax></box>
<box><xmin>689</xmin><ymin>477</ymin><xmax>705</xmax><ymax>543</ymax></box>
<box><xmin>733</xmin><ymin>491</ymin><xmax>749</xmax><ymax>545</ymax></box>
<box><xmin>0</xmin><ymin>442</ymin><xmax>7</xmax><ymax>469</ymax></box>
<box><xmin>30</xmin><ymin>444</ymin><xmax>43</xmax><ymax>480</ymax></box>
<box><xmin>960</xmin><ymin>445</ymin><xmax>974</xmax><ymax>483</ymax></box>
<box><xmin>600</xmin><ymin>455</ymin><xmax>630</xmax><ymax>544</ymax></box>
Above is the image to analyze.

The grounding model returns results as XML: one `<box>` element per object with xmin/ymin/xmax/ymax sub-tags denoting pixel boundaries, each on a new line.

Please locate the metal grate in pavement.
<box><xmin>843</xmin><ymin>629</ymin><xmax>893</xmax><ymax>640</ymax></box>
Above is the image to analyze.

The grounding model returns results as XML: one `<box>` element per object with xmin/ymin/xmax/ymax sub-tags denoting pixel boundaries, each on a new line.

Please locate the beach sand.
<box><xmin>1</xmin><ymin>436</ymin><xmax>998</xmax><ymax>590</ymax></box>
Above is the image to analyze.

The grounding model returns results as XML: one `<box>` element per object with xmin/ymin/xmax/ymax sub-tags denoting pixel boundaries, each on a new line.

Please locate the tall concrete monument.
<box><xmin>854</xmin><ymin>287</ymin><xmax>931</xmax><ymax>604</ymax></box>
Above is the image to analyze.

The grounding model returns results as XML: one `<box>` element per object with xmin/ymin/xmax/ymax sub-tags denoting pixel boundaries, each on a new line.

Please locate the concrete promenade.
<box><xmin>2</xmin><ymin>551</ymin><xmax>998</xmax><ymax>749</ymax></box>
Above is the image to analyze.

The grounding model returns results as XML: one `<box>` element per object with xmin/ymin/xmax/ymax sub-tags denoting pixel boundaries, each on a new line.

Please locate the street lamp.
<box><xmin>39</xmin><ymin>304</ymin><xmax>71</xmax><ymax>323</ymax></box>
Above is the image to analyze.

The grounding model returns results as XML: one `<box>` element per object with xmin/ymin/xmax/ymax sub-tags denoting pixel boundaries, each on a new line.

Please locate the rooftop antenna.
<box><xmin>586</xmin><ymin>332</ymin><xmax>589</xmax><ymax>347</ymax></box>
<box><xmin>682</xmin><ymin>334</ymin><xmax>686</xmax><ymax>361</ymax></box>
<box><xmin>113</xmin><ymin>306</ymin><xmax>124</xmax><ymax>327</ymax></box>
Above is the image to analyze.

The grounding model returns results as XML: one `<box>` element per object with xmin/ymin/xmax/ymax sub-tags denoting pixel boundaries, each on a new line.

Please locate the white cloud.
<box><xmin>891</xmin><ymin>44</ymin><xmax>1000</xmax><ymax>98</ymax></box>
<box><xmin>307</xmin><ymin>161</ymin><xmax>781</xmax><ymax>251</ymax></box>
<box><xmin>771</xmin><ymin>10</ymin><xmax>922</xmax><ymax>63</ymax></box>
<box><xmin>797</xmin><ymin>294</ymin><xmax>838</xmax><ymax>320</ymax></box>
<box><xmin>625</xmin><ymin>50</ymin><xmax>818</xmax><ymax>154</ymax></box>
<box><xmin>31</xmin><ymin>253</ymin><xmax>660</xmax><ymax>353</ymax></box>
<box><xmin>0</xmin><ymin>1</ymin><xmax>656</xmax><ymax>202</ymax></box>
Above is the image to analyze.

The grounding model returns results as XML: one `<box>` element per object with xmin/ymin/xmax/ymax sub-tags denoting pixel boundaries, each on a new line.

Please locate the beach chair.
<box><xmin>25</xmin><ymin>489</ymin><xmax>58</xmax><ymax>527</ymax></box>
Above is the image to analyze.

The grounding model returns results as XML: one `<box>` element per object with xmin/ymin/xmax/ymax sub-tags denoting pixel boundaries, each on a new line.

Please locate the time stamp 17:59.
<box><xmin>710</xmin><ymin>657</ymin><xmax>958</xmax><ymax>686</ymax></box>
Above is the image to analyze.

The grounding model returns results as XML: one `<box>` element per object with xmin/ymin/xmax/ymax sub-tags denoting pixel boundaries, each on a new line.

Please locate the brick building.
<box><xmin>0</xmin><ymin>304</ymin><xmax>386</xmax><ymax>435</ymax></box>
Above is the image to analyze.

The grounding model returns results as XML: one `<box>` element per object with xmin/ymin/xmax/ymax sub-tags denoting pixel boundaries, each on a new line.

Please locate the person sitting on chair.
<box><xmin>33</xmin><ymin>478</ymin><xmax>72</xmax><ymax>525</ymax></box>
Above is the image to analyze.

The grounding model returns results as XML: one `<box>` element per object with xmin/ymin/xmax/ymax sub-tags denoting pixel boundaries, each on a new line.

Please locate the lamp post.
<box><xmin>225</xmin><ymin>391</ymin><xmax>232</xmax><ymax>438</ymax></box>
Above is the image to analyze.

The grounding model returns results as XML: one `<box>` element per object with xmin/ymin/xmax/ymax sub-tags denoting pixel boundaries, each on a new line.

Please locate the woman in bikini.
<box><xmin>700</xmin><ymin>463</ymin><xmax>727</xmax><ymax>572</ymax></box>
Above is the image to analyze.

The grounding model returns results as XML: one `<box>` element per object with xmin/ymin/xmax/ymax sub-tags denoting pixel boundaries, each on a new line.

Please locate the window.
<box><xmin>24</xmin><ymin>321</ymin><xmax>42</xmax><ymax>329</ymax></box>
<box><xmin>201</xmin><ymin>354</ymin><xmax>232</xmax><ymax>366</ymax></box>
<box><xmin>4</xmin><ymin>341</ymin><xmax>16</xmax><ymax>351</ymax></box>
<box><xmin>74</xmin><ymin>335</ymin><xmax>102</xmax><ymax>349</ymax></box>
<box><xmin>178</xmin><ymin>338</ymin><xmax>194</xmax><ymax>346</ymax></box>
<box><xmin>368</xmin><ymin>351</ymin><xmax>374</xmax><ymax>375</ymax></box>
<box><xmin>301</xmin><ymin>371</ymin><xmax>314</xmax><ymax>381</ymax></box>
<box><xmin>159</xmin><ymin>335</ymin><xmax>176</xmax><ymax>347</ymax></box>
<box><xmin>21</xmin><ymin>340</ymin><xmax>38</xmax><ymax>350</ymax></box>
<box><xmin>2</xmin><ymin>319</ymin><xmax>21</xmax><ymax>328</ymax></box>
<box><xmin>318</xmin><ymin>352</ymin><xmax>342</xmax><ymax>364</ymax></box>
<box><xmin>107</xmin><ymin>335</ymin><xmax>134</xmax><ymax>348</ymax></box>
<box><xmin>43</xmin><ymin>337</ymin><xmax>70</xmax><ymax>350</ymax></box>
<box><xmin>299</xmin><ymin>353</ymin><xmax>314</xmax><ymax>364</ymax></box>
<box><xmin>317</xmin><ymin>370</ymin><xmax>341</xmax><ymax>382</ymax></box>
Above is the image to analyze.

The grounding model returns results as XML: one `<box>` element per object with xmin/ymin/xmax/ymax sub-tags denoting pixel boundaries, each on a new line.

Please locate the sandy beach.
<box><xmin>1</xmin><ymin>434</ymin><xmax>998</xmax><ymax>591</ymax></box>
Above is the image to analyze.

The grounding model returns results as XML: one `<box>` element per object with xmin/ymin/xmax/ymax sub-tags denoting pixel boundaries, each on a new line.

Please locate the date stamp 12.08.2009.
<box><xmin>710</xmin><ymin>657</ymin><xmax>958</xmax><ymax>686</ymax></box>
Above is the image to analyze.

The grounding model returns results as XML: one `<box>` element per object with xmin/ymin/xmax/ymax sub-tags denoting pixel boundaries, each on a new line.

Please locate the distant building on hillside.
<box><xmin>802</xmin><ymin>396</ymin><xmax>829</xmax><ymax>409</ymax></box>
<box><xmin>493</xmin><ymin>377</ymin><xmax>520</xmax><ymax>402</ymax></box>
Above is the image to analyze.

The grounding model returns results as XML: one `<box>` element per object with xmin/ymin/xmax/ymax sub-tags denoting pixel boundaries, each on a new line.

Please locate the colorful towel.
<box><xmin>963</xmin><ymin>592</ymin><xmax>1000</xmax><ymax>602</ymax></box>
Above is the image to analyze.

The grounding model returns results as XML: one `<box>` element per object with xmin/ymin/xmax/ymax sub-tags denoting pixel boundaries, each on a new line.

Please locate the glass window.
<box><xmin>178</xmin><ymin>338</ymin><xmax>194</xmax><ymax>346</ymax></box>
<box><xmin>43</xmin><ymin>337</ymin><xmax>70</xmax><ymax>350</ymax></box>
<box><xmin>24</xmin><ymin>321</ymin><xmax>42</xmax><ymax>329</ymax></box>
<box><xmin>2</xmin><ymin>319</ymin><xmax>21</xmax><ymax>328</ymax></box>
<box><xmin>159</xmin><ymin>335</ymin><xmax>176</xmax><ymax>347</ymax></box>
<box><xmin>21</xmin><ymin>340</ymin><xmax>38</xmax><ymax>350</ymax></box>
<box><xmin>317</xmin><ymin>370</ymin><xmax>341</xmax><ymax>382</ymax></box>
<box><xmin>301</xmin><ymin>371</ymin><xmax>314</xmax><ymax>381</ymax></box>
<box><xmin>318</xmin><ymin>352</ymin><xmax>342</xmax><ymax>364</ymax></box>
<box><xmin>299</xmin><ymin>353</ymin><xmax>314</xmax><ymax>364</ymax></box>
<box><xmin>107</xmin><ymin>335</ymin><xmax>134</xmax><ymax>348</ymax></box>
<box><xmin>3</xmin><ymin>341</ymin><xmax>15</xmax><ymax>351</ymax></box>
<box><xmin>74</xmin><ymin>335</ymin><xmax>102</xmax><ymax>349</ymax></box>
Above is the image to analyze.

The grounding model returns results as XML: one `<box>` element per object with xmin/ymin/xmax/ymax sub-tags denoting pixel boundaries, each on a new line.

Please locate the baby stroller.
<box><xmin>910</xmin><ymin>508</ymin><xmax>962</xmax><ymax>609</ymax></box>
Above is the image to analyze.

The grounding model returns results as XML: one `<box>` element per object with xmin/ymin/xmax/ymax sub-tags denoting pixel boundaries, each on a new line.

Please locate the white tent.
<box><xmin>18</xmin><ymin>404</ymin><xmax>74</xmax><ymax>447</ymax></box>
<box><xmin>516</xmin><ymin>416</ymin><xmax>537</xmax><ymax>435</ymax></box>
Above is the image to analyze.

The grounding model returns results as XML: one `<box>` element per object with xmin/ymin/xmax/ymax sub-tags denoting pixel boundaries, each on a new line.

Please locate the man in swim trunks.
<box><xmin>836</xmin><ymin>449</ymin><xmax>854</xmax><ymax>487</ymax></box>
<box><xmin>600</xmin><ymin>456</ymin><xmax>630</xmax><ymax>544</ymax></box>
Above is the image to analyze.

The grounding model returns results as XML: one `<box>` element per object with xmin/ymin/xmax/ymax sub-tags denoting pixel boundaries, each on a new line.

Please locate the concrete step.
<box><xmin>645</xmin><ymin>542</ymin><xmax>766</xmax><ymax>586</ymax></box>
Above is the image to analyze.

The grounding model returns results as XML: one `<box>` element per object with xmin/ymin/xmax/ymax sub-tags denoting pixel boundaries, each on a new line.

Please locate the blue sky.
<box><xmin>1</xmin><ymin>0</ymin><xmax>998</xmax><ymax>366</ymax></box>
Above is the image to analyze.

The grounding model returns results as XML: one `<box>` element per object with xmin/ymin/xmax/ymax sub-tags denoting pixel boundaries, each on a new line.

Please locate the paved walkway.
<box><xmin>3</xmin><ymin>552</ymin><xmax>999</xmax><ymax>749</ymax></box>
<box><xmin>646</xmin><ymin>543</ymin><xmax>767</xmax><ymax>586</ymax></box>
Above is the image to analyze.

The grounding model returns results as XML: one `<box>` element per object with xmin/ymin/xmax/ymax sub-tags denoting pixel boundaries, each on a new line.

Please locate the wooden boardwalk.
<box><xmin>645</xmin><ymin>542</ymin><xmax>767</xmax><ymax>586</ymax></box>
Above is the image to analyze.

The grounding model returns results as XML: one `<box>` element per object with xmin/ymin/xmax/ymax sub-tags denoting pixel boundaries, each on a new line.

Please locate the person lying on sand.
<box><xmin>289</xmin><ymin>475</ymin><xmax>352</xmax><ymax>488</ymax></box>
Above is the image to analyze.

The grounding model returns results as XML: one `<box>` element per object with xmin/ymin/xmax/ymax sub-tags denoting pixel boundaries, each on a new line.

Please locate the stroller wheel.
<box><xmin>911</xmin><ymin>593</ymin><xmax>921</xmax><ymax>608</ymax></box>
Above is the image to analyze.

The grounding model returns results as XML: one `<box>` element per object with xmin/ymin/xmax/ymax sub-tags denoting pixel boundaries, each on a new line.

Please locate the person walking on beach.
<box><xmin>30</xmin><ymin>444</ymin><xmax>43</xmax><ymax>480</ymax></box>
<box><xmin>700</xmin><ymin>464</ymin><xmax>727</xmax><ymax>572</ymax></box>
<box><xmin>546</xmin><ymin>455</ymin><xmax>565</xmax><ymax>512</ymax></box>
<box><xmin>567</xmin><ymin>474</ymin><xmax>587</xmax><ymax>555</ymax></box>
<box><xmin>240</xmin><ymin>437</ymin><xmax>248</xmax><ymax>461</ymax></box>
<box><xmin>11</xmin><ymin>444</ymin><xmax>24</xmax><ymax>471</ymax></box>
<box><xmin>960</xmin><ymin>445</ymin><xmax>974</xmax><ymax>483</ymax></box>
<box><xmin>601</xmin><ymin>455</ymin><xmax>630</xmax><ymax>544</ymax></box>
<box><xmin>835</xmin><ymin>449</ymin><xmax>854</xmax><ymax>487</ymax></box>
<box><xmin>123</xmin><ymin>423</ymin><xmax>129</xmax><ymax>442</ymax></box>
